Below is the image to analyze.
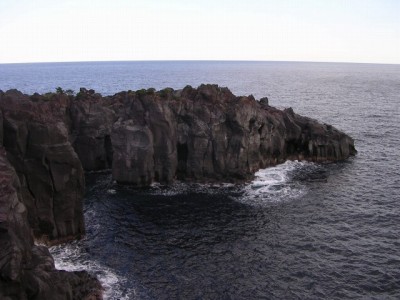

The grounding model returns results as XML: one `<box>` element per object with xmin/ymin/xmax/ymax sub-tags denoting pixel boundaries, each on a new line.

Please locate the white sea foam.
<box><xmin>240</xmin><ymin>160</ymin><xmax>311</xmax><ymax>205</ymax></box>
<box><xmin>147</xmin><ymin>161</ymin><xmax>315</xmax><ymax>203</ymax></box>
<box><xmin>148</xmin><ymin>181</ymin><xmax>238</xmax><ymax>196</ymax></box>
<box><xmin>107</xmin><ymin>189</ymin><xmax>117</xmax><ymax>194</ymax></box>
<box><xmin>48</xmin><ymin>160</ymin><xmax>318</xmax><ymax>299</ymax></box>
<box><xmin>50</xmin><ymin>240</ymin><xmax>136</xmax><ymax>300</ymax></box>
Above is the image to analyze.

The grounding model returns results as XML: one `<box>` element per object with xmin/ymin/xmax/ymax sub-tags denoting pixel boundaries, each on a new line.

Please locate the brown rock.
<box><xmin>1</xmin><ymin>85</ymin><xmax>356</xmax><ymax>189</ymax></box>
<box><xmin>0</xmin><ymin>84</ymin><xmax>357</xmax><ymax>299</ymax></box>
<box><xmin>111</xmin><ymin>91</ymin><xmax>177</xmax><ymax>185</ymax></box>
<box><xmin>0</xmin><ymin>147</ymin><xmax>102</xmax><ymax>300</ymax></box>
<box><xmin>0</xmin><ymin>107</ymin><xmax>3</xmax><ymax>146</ymax></box>
<box><xmin>69</xmin><ymin>88</ymin><xmax>116</xmax><ymax>171</ymax></box>
<box><xmin>0</xmin><ymin>90</ymin><xmax>85</xmax><ymax>244</ymax></box>
<box><xmin>104</xmin><ymin>84</ymin><xmax>356</xmax><ymax>185</ymax></box>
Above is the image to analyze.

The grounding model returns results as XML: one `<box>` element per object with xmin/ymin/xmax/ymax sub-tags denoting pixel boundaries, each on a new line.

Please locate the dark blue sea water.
<box><xmin>1</xmin><ymin>61</ymin><xmax>400</xmax><ymax>299</ymax></box>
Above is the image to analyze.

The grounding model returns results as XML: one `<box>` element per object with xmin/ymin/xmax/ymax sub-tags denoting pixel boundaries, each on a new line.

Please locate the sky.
<box><xmin>0</xmin><ymin>0</ymin><xmax>399</xmax><ymax>64</ymax></box>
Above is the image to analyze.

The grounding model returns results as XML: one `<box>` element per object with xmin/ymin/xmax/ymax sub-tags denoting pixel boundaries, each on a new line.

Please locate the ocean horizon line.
<box><xmin>1</xmin><ymin>59</ymin><xmax>399</xmax><ymax>67</ymax></box>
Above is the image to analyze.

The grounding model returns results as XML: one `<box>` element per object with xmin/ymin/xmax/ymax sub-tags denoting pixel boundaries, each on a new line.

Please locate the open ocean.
<box><xmin>1</xmin><ymin>61</ymin><xmax>400</xmax><ymax>299</ymax></box>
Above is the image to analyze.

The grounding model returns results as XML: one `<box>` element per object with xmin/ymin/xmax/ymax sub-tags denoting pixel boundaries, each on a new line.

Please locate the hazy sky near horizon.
<box><xmin>0</xmin><ymin>0</ymin><xmax>399</xmax><ymax>64</ymax></box>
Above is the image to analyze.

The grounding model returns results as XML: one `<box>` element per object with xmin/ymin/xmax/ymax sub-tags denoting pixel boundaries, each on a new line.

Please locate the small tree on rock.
<box><xmin>55</xmin><ymin>87</ymin><xmax>64</xmax><ymax>94</ymax></box>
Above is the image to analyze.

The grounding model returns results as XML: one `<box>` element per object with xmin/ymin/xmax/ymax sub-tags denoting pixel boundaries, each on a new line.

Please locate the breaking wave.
<box><xmin>50</xmin><ymin>233</ymin><xmax>136</xmax><ymax>300</ymax></box>
<box><xmin>240</xmin><ymin>160</ymin><xmax>321</xmax><ymax>205</ymax></box>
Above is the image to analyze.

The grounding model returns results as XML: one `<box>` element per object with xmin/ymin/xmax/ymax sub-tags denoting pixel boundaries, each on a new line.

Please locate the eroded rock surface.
<box><xmin>0</xmin><ymin>90</ymin><xmax>85</xmax><ymax>244</ymax></box>
<box><xmin>1</xmin><ymin>85</ymin><xmax>356</xmax><ymax>188</ymax></box>
<box><xmin>0</xmin><ymin>85</ymin><xmax>356</xmax><ymax>299</ymax></box>
<box><xmin>0</xmin><ymin>147</ymin><xmax>102</xmax><ymax>300</ymax></box>
<box><xmin>93</xmin><ymin>84</ymin><xmax>356</xmax><ymax>186</ymax></box>
<box><xmin>0</xmin><ymin>86</ymin><xmax>357</xmax><ymax>234</ymax></box>
<box><xmin>69</xmin><ymin>88</ymin><xmax>116</xmax><ymax>171</ymax></box>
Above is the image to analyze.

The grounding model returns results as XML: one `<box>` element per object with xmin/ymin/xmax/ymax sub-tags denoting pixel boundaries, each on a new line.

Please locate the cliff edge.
<box><xmin>70</xmin><ymin>84</ymin><xmax>356</xmax><ymax>186</ymax></box>
<box><xmin>0</xmin><ymin>85</ymin><xmax>356</xmax><ymax>299</ymax></box>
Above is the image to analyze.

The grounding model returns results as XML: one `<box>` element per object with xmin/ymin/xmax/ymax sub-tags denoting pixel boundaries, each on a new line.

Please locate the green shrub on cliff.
<box><xmin>159</xmin><ymin>87</ymin><xmax>174</xmax><ymax>98</ymax></box>
<box><xmin>43</xmin><ymin>92</ymin><xmax>55</xmax><ymax>101</ymax></box>
<box><xmin>147</xmin><ymin>88</ymin><xmax>156</xmax><ymax>95</ymax></box>
<box><xmin>135</xmin><ymin>88</ymin><xmax>156</xmax><ymax>96</ymax></box>
<box><xmin>136</xmin><ymin>88</ymin><xmax>147</xmax><ymax>96</ymax></box>
<box><xmin>56</xmin><ymin>87</ymin><xmax>64</xmax><ymax>94</ymax></box>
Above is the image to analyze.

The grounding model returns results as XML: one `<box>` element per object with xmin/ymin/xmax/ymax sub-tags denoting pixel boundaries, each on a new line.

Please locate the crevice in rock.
<box><xmin>46</xmin><ymin>157</ymin><xmax>59</xmax><ymax>240</ymax></box>
<box><xmin>24</xmin><ymin>173</ymin><xmax>37</xmax><ymax>208</ymax></box>
<box><xmin>258</xmin><ymin>123</ymin><xmax>264</xmax><ymax>135</ymax></box>
<box><xmin>104</xmin><ymin>135</ymin><xmax>113</xmax><ymax>168</ymax></box>
<box><xmin>177</xmin><ymin>142</ymin><xmax>188</xmax><ymax>179</ymax></box>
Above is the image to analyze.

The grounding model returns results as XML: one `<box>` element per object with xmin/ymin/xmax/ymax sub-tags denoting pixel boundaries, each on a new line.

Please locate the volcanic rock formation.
<box><xmin>0</xmin><ymin>85</ymin><xmax>356</xmax><ymax>299</ymax></box>
<box><xmin>72</xmin><ymin>85</ymin><xmax>356</xmax><ymax>186</ymax></box>
<box><xmin>0</xmin><ymin>90</ymin><xmax>101</xmax><ymax>299</ymax></box>
<box><xmin>0</xmin><ymin>90</ymin><xmax>85</xmax><ymax>244</ymax></box>
<box><xmin>0</xmin><ymin>147</ymin><xmax>102</xmax><ymax>299</ymax></box>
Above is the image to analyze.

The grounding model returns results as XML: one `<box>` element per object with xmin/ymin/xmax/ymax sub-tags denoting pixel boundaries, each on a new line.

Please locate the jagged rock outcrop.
<box><xmin>0</xmin><ymin>109</ymin><xmax>3</xmax><ymax>144</ymax></box>
<box><xmin>0</xmin><ymin>147</ymin><xmax>102</xmax><ymax>300</ymax></box>
<box><xmin>109</xmin><ymin>89</ymin><xmax>178</xmax><ymax>185</ymax></box>
<box><xmin>66</xmin><ymin>85</ymin><xmax>355</xmax><ymax>186</ymax></box>
<box><xmin>0</xmin><ymin>90</ymin><xmax>85</xmax><ymax>244</ymax></box>
<box><xmin>96</xmin><ymin>85</ymin><xmax>355</xmax><ymax>185</ymax></box>
<box><xmin>0</xmin><ymin>84</ymin><xmax>357</xmax><ymax>191</ymax></box>
<box><xmin>69</xmin><ymin>88</ymin><xmax>116</xmax><ymax>171</ymax></box>
<box><xmin>0</xmin><ymin>85</ymin><xmax>356</xmax><ymax>299</ymax></box>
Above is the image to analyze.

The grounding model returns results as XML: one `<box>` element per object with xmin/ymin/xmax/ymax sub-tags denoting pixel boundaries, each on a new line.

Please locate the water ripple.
<box><xmin>11</xmin><ymin>61</ymin><xmax>400</xmax><ymax>299</ymax></box>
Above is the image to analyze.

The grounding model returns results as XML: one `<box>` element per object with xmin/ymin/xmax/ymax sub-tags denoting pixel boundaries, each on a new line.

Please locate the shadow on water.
<box><xmin>83</xmin><ymin>171</ymin><xmax>300</xmax><ymax>299</ymax></box>
<box><xmin>53</xmin><ymin>155</ymin><xmax>400</xmax><ymax>300</ymax></box>
<box><xmin>36</xmin><ymin>61</ymin><xmax>400</xmax><ymax>299</ymax></box>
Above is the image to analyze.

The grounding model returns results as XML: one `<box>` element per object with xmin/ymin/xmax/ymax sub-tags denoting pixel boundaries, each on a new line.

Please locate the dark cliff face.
<box><xmin>70</xmin><ymin>85</ymin><xmax>356</xmax><ymax>186</ymax></box>
<box><xmin>69</xmin><ymin>89</ymin><xmax>117</xmax><ymax>171</ymax></box>
<box><xmin>0</xmin><ymin>90</ymin><xmax>101</xmax><ymax>299</ymax></box>
<box><xmin>0</xmin><ymin>147</ymin><xmax>102</xmax><ymax>300</ymax></box>
<box><xmin>0</xmin><ymin>85</ymin><xmax>356</xmax><ymax>299</ymax></box>
<box><xmin>0</xmin><ymin>84</ymin><xmax>357</xmax><ymax>235</ymax></box>
<box><xmin>0</xmin><ymin>90</ymin><xmax>85</xmax><ymax>244</ymax></box>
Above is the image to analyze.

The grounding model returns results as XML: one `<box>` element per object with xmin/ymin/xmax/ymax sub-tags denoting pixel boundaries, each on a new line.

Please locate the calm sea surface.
<box><xmin>1</xmin><ymin>61</ymin><xmax>400</xmax><ymax>299</ymax></box>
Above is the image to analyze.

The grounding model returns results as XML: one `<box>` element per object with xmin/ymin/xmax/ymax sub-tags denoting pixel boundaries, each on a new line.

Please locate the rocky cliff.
<box><xmin>72</xmin><ymin>85</ymin><xmax>356</xmax><ymax>186</ymax></box>
<box><xmin>0</xmin><ymin>90</ymin><xmax>101</xmax><ymax>299</ymax></box>
<box><xmin>0</xmin><ymin>147</ymin><xmax>102</xmax><ymax>299</ymax></box>
<box><xmin>0</xmin><ymin>90</ymin><xmax>85</xmax><ymax>244</ymax></box>
<box><xmin>0</xmin><ymin>85</ymin><xmax>356</xmax><ymax>299</ymax></box>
